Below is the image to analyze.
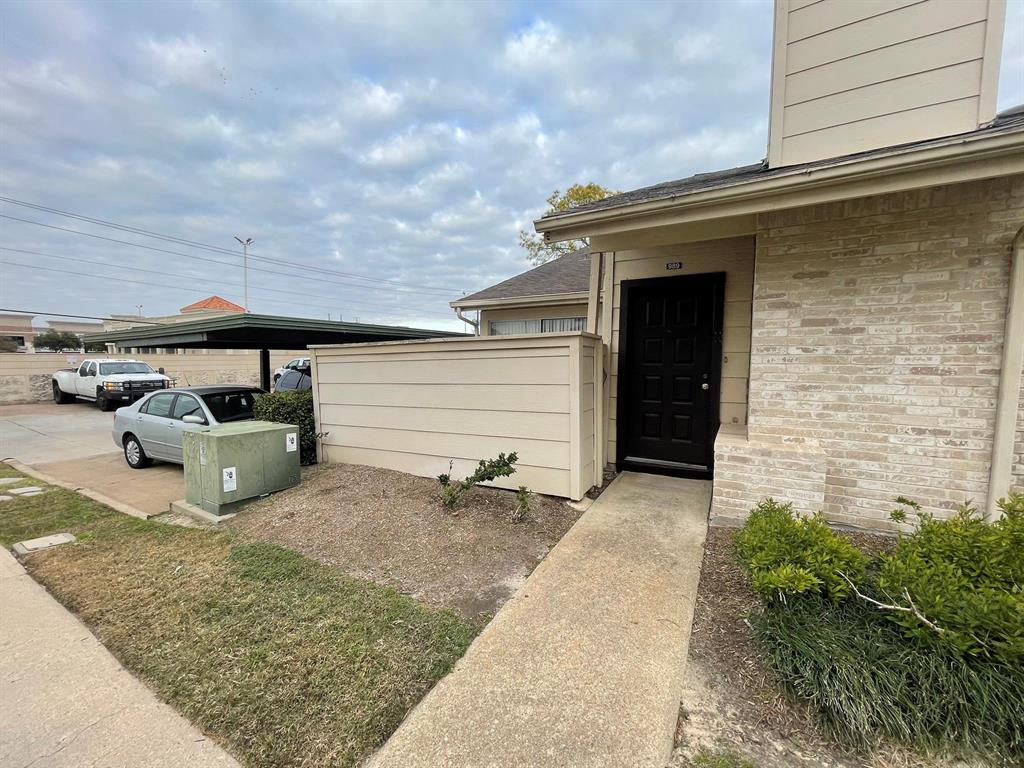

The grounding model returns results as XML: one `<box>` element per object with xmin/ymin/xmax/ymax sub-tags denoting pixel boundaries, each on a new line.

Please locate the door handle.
<box><xmin>701</xmin><ymin>383</ymin><xmax>710</xmax><ymax>390</ymax></box>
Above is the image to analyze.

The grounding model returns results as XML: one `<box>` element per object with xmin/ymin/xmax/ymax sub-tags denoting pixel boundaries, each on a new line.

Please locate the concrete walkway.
<box><xmin>369</xmin><ymin>472</ymin><xmax>711</xmax><ymax>768</ymax></box>
<box><xmin>0</xmin><ymin>549</ymin><xmax>239</xmax><ymax>768</ymax></box>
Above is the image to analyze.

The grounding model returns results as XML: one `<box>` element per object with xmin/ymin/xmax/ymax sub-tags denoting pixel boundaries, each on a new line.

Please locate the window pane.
<box><xmin>489</xmin><ymin>319</ymin><xmax>541</xmax><ymax>336</ymax></box>
<box><xmin>145</xmin><ymin>393</ymin><xmax>175</xmax><ymax>418</ymax></box>
<box><xmin>201</xmin><ymin>391</ymin><xmax>256</xmax><ymax>423</ymax></box>
<box><xmin>171</xmin><ymin>395</ymin><xmax>202</xmax><ymax>420</ymax></box>
<box><xmin>541</xmin><ymin>317</ymin><xmax>586</xmax><ymax>333</ymax></box>
<box><xmin>99</xmin><ymin>362</ymin><xmax>154</xmax><ymax>375</ymax></box>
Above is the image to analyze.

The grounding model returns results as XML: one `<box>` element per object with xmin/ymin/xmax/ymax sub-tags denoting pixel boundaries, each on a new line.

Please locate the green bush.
<box><xmin>876</xmin><ymin>495</ymin><xmax>1024</xmax><ymax>663</ymax></box>
<box><xmin>751</xmin><ymin>598</ymin><xmax>1024</xmax><ymax>762</ymax></box>
<box><xmin>253</xmin><ymin>390</ymin><xmax>322</xmax><ymax>465</ymax></box>
<box><xmin>735</xmin><ymin>498</ymin><xmax>869</xmax><ymax>602</ymax></box>
<box><xmin>437</xmin><ymin>452</ymin><xmax>518</xmax><ymax>508</ymax></box>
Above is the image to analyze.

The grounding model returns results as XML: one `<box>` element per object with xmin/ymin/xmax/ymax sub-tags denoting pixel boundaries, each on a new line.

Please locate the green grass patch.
<box><xmin>13</xmin><ymin>474</ymin><xmax>478</xmax><ymax>767</ymax></box>
<box><xmin>0</xmin><ymin>467</ymin><xmax>133</xmax><ymax>547</ymax></box>
<box><xmin>0</xmin><ymin>462</ymin><xmax>23</xmax><ymax>478</ymax></box>
<box><xmin>690</xmin><ymin>747</ymin><xmax>758</xmax><ymax>768</ymax></box>
<box><xmin>750</xmin><ymin>598</ymin><xmax>1024</xmax><ymax>764</ymax></box>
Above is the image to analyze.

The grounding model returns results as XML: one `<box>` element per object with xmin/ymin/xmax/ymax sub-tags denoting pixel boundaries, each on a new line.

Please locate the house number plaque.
<box><xmin>666</xmin><ymin>261</ymin><xmax>682</xmax><ymax>270</ymax></box>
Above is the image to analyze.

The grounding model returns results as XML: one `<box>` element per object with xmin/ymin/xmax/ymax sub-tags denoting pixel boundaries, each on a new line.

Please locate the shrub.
<box><xmin>511</xmin><ymin>486</ymin><xmax>531</xmax><ymax>523</ymax></box>
<box><xmin>734</xmin><ymin>498</ymin><xmax>868</xmax><ymax>602</ymax></box>
<box><xmin>750</xmin><ymin>597</ymin><xmax>1024</xmax><ymax>762</ymax></box>
<box><xmin>253</xmin><ymin>390</ymin><xmax>323</xmax><ymax>465</ymax></box>
<box><xmin>437</xmin><ymin>452</ymin><xmax>518</xmax><ymax>508</ymax></box>
<box><xmin>874</xmin><ymin>494</ymin><xmax>1024</xmax><ymax>664</ymax></box>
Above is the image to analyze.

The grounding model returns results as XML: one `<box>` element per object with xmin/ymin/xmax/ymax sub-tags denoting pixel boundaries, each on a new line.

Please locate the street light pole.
<box><xmin>234</xmin><ymin>236</ymin><xmax>253</xmax><ymax>312</ymax></box>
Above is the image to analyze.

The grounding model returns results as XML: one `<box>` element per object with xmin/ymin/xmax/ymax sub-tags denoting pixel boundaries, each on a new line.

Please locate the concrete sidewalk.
<box><xmin>369</xmin><ymin>472</ymin><xmax>711</xmax><ymax>768</ymax></box>
<box><xmin>0</xmin><ymin>548</ymin><xmax>239</xmax><ymax>768</ymax></box>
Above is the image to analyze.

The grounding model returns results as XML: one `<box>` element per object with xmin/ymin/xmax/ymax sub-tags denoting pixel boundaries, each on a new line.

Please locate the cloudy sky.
<box><xmin>1</xmin><ymin>1</ymin><xmax>1022</xmax><ymax>333</ymax></box>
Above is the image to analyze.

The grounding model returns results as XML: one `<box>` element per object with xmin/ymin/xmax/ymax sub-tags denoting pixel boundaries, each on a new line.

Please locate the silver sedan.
<box><xmin>112</xmin><ymin>385</ymin><xmax>263</xmax><ymax>468</ymax></box>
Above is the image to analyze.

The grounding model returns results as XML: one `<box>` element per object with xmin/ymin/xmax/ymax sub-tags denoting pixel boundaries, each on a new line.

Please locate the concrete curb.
<box><xmin>2</xmin><ymin>459</ymin><xmax>153</xmax><ymax>520</ymax></box>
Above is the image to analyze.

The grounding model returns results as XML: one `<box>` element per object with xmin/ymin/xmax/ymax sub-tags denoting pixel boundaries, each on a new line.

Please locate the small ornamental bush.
<box><xmin>437</xmin><ymin>452</ymin><xmax>518</xmax><ymax>508</ymax></box>
<box><xmin>734</xmin><ymin>498</ymin><xmax>868</xmax><ymax>602</ymax></box>
<box><xmin>876</xmin><ymin>494</ymin><xmax>1024</xmax><ymax>664</ymax></box>
<box><xmin>253</xmin><ymin>390</ymin><xmax>323</xmax><ymax>465</ymax></box>
<box><xmin>511</xmin><ymin>486</ymin><xmax>532</xmax><ymax>523</ymax></box>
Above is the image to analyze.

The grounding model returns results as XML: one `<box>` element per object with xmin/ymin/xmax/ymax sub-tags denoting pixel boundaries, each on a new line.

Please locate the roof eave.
<box><xmin>450</xmin><ymin>292</ymin><xmax>590</xmax><ymax>310</ymax></box>
<box><xmin>535</xmin><ymin>127</ymin><xmax>1024</xmax><ymax>242</ymax></box>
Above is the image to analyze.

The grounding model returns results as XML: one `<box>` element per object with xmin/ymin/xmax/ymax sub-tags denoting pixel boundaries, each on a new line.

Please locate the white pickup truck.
<box><xmin>52</xmin><ymin>358</ymin><xmax>174</xmax><ymax>411</ymax></box>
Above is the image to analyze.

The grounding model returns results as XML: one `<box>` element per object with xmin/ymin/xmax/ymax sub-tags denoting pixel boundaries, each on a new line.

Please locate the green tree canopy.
<box><xmin>519</xmin><ymin>183</ymin><xmax>616</xmax><ymax>265</ymax></box>
<box><xmin>33</xmin><ymin>330</ymin><xmax>84</xmax><ymax>352</ymax></box>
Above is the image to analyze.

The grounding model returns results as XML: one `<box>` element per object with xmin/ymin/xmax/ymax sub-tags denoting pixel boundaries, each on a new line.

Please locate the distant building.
<box><xmin>0</xmin><ymin>313</ymin><xmax>35</xmax><ymax>351</ymax></box>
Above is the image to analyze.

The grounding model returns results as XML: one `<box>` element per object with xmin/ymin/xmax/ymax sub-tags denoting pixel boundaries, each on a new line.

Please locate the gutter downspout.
<box><xmin>987</xmin><ymin>225</ymin><xmax>1024</xmax><ymax>519</ymax></box>
<box><xmin>454</xmin><ymin>307</ymin><xmax>480</xmax><ymax>334</ymax></box>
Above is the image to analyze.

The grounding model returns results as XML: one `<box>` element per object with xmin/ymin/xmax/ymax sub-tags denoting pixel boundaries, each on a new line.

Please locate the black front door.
<box><xmin>618</xmin><ymin>273</ymin><xmax>723</xmax><ymax>477</ymax></box>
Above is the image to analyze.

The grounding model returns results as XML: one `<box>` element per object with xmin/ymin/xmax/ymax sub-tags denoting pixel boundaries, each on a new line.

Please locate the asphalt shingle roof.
<box><xmin>456</xmin><ymin>249</ymin><xmax>592</xmax><ymax>304</ymax></box>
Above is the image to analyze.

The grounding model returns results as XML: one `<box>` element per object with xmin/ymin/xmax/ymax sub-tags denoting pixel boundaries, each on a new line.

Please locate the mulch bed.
<box><xmin>228</xmin><ymin>463</ymin><xmax>584</xmax><ymax>621</ymax></box>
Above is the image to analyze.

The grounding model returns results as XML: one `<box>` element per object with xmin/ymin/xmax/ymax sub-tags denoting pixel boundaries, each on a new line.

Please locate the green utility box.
<box><xmin>182</xmin><ymin>421</ymin><xmax>301</xmax><ymax>516</ymax></box>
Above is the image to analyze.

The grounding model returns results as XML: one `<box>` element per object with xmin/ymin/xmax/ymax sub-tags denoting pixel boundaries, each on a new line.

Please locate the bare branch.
<box><xmin>837</xmin><ymin>571</ymin><xmax>946</xmax><ymax>636</ymax></box>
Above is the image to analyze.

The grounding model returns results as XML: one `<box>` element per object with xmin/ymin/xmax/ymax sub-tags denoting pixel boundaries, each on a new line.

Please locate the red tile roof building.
<box><xmin>179</xmin><ymin>296</ymin><xmax>247</xmax><ymax>314</ymax></box>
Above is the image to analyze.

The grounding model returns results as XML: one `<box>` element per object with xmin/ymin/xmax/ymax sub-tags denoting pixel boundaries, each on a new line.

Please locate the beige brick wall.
<box><xmin>713</xmin><ymin>174</ymin><xmax>1024</xmax><ymax>529</ymax></box>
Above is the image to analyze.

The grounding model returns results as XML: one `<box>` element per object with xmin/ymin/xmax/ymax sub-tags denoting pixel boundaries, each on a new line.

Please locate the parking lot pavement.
<box><xmin>2</xmin><ymin>402</ymin><xmax>184</xmax><ymax>517</ymax></box>
<box><xmin>1</xmin><ymin>402</ymin><xmax>119</xmax><ymax>464</ymax></box>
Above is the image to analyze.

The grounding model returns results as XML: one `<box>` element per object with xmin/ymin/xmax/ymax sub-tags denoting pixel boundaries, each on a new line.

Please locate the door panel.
<box><xmin>619</xmin><ymin>273</ymin><xmax>723</xmax><ymax>475</ymax></box>
<box><xmin>136</xmin><ymin>393</ymin><xmax>177</xmax><ymax>459</ymax></box>
<box><xmin>166</xmin><ymin>394</ymin><xmax>204</xmax><ymax>463</ymax></box>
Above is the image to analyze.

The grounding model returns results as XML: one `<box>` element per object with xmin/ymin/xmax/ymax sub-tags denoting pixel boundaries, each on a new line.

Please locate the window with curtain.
<box><xmin>489</xmin><ymin>316</ymin><xmax>586</xmax><ymax>336</ymax></box>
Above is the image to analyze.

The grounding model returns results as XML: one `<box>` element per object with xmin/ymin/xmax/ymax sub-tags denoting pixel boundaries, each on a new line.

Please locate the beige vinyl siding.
<box><xmin>479</xmin><ymin>303</ymin><xmax>588</xmax><ymax>337</ymax></box>
<box><xmin>600</xmin><ymin>235</ymin><xmax>755</xmax><ymax>466</ymax></box>
<box><xmin>768</xmin><ymin>0</ymin><xmax>1004</xmax><ymax>166</ymax></box>
<box><xmin>310</xmin><ymin>333</ymin><xmax>601</xmax><ymax>500</ymax></box>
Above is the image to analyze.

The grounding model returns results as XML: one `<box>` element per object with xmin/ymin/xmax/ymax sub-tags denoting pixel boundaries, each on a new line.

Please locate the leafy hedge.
<box><xmin>735</xmin><ymin>498</ymin><xmax>868</xmax><ymax>602</ymax></box>
<box><xmin>253</xmin><ymin>391</ymin><xmax>322</xmax><ymax>465</ymax></box>
<box><xmin>737</xmin><ymin>493</ymin><xmax>1024</xmax><ymax>762</ymax></box>
<box><xmin>878</xmin><ymin>495</ymin><xmax>1024</xmax><ymax>663</ymax></box>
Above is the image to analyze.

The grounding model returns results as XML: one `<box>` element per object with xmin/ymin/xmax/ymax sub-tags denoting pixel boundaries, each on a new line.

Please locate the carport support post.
<box><xmin>259</xmin><ymin>349</ymin><xmax>271</xmax><ymax>391</ymax></box>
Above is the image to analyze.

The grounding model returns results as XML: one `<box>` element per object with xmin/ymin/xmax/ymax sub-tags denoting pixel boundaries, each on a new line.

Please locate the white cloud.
<box><xmin>504</xmin><ymin>20</ymin><xmax>566</xmax><ymax>70</ymax></box>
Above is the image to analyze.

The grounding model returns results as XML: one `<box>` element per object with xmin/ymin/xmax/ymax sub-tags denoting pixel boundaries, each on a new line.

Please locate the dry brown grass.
<box><xmin>4</xmin><ymin>461</ymin><xmax>477</xmax><ymax>768</ymax></box>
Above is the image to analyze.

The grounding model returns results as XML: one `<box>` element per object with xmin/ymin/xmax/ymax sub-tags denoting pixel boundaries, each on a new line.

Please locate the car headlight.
<box><xmin>103</xmin><ymin>382</ymin><xmax>123</xmax><ymax>391</ymax></box>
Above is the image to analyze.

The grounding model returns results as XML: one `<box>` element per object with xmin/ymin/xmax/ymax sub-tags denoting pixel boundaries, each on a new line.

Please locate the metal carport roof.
<box><xmin>83</xmin><ymin>313</ymin><xmax>466</xmax><ymax>389</ymax></box>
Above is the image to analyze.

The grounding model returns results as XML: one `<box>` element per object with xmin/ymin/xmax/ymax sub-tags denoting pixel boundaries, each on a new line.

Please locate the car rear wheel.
<box><xmin>123</xmin><ymin>434</ymin><xmax>152</xmax><ymax>469</ymax></box>
<box><xmin>52</xmin><ymin>383</ymin><xmax>74</xmax><ymax>404</ymax></box>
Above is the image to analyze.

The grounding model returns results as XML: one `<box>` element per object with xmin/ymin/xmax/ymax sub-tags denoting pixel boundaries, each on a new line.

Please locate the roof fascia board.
<box><xmin>450</xmin><ymin>292</ymin><xmax>589</xmax><ymax>310</ymax></box>
<box><xmin>536</xmin><ymin>130</ymin><xmax>1024</xmax><ymax>242</ymax></box>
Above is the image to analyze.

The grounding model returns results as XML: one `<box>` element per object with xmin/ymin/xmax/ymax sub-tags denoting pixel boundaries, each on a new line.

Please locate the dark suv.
<box><xmin>274</xmin><ymin>366</ymin><xmax>311</xmax><ymax>392</ymax></box>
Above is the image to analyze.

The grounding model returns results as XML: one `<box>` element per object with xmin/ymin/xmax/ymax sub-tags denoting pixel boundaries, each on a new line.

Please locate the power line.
<box><xmin>0</xmin><ymin>259</ymin><xmax>456</xmax><ymax>321</ymax></box>
<box><xmin>0</xmin><ymin>246</ymin><xmax>451</xmax><ymax>317</ymax></box>
<box><xmin>0</xmin><ymin>196</ymin><xmax>459</xmax><ymax>294</ymax></box>
<box><xmin>0</xmin><ymin>214</ymin><xmax>452</xmax><ymax>302</ymax></box>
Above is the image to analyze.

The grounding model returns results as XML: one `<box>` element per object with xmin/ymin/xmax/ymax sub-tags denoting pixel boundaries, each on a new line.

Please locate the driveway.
<box><xmin>1</xmin><ymin>402</ymin><xmax>184</xmax><ymax>516</ymax></box>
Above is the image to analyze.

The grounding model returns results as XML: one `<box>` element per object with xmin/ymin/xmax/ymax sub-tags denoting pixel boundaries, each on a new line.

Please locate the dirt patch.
<box><xmin>670</xmin><ymin>526</ymin><xmax>961</xmax><ymax>768</ymax></box>
<box><xmin>227</xmin><ymin>463</ymin><xmax>583</xmax><ymax>621</ymax></box>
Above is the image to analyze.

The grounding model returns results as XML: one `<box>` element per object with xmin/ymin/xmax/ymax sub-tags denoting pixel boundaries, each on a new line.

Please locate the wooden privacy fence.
<box><xmin>310</xmin><ymin>332</ymin><xmax>603</xmax><ymax>500</ymax></box>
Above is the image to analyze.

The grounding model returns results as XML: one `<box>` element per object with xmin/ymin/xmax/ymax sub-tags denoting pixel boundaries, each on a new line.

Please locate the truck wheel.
<box><xmin>123</xmin><ymin>434</ymin><xmax>152</xmax><ymax>469</ymax></box>
<box><xmin>52</xmin><ymin>383</ymin><xmax>74</xmax><ymax>404</ymax></box>
<box><xmin>96</xmin><ymin>391</ymin><xmax>114</xmax><ymax>411</ymax></box>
